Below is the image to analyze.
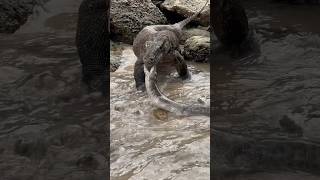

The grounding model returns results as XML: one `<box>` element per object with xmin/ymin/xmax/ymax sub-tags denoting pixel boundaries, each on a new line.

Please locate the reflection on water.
<box><xmin>213</xmin><ymin>0</ymin><xmax>320</xmax><ymax>178</ymax></box>
<box><xmin>110</xmin><ymin>43</ymin><xmax>210</xmax><ymax>179</ymax></box>
<box><xmin>0</xmin><ymin>0</ymin><xmax>107</xmax><ymax>179</ymax></box>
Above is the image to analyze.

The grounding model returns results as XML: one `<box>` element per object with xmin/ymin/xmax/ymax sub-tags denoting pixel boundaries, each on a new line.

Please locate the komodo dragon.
<box><xmin>133</xmin><ymin>0</ymin><xmax>209</xmax><ymax>90</ymax></box>
<box><xmin>133</xmin><ymin>0</ymin><xmax>210</xmax><ymax>116</ymax></box>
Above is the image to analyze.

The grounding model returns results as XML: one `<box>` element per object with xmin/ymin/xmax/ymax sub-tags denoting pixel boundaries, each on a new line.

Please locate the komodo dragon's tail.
<box><xmin>173</xmin><ymin>0</ymin><xmax>209</xmax><ymax>29</ymax></box>
<box><xmin>144</xmin><ymin>65</ymin><xmax>210</xmax><ymax>117</ymax></box>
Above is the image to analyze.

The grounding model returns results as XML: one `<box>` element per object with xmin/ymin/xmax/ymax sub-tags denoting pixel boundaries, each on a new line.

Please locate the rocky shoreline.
<box><xmin>110</xmin><ymin>0</ymin><xmax>211</xmax><ymax>67</ymax></box>
<box><xmin>1</xmin><ymin>0</ymin><xmax>211</xmax><ymax>64</ymax></box>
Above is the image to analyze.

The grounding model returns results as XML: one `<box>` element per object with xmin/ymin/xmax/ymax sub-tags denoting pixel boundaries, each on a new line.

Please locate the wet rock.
<box><xmin>183</xmin><ymin>36</ymin><xmax>210</xmax><ymax>62</ymax></box>
<box><xmin>110</xmin><ymin>0</ymin><xmax>167</xmax><ymax>44</ymax></box>
<box><xmin>153</xmin><ymin>108</ymin><xmax>169</xmax><ymax>121</ymax></box>
<box><xmin>197</xmin><ymin>98</ymin><xmax>206</xmax><ymax>104</ymax></box>
<box><xmin>110</xmin><ymin>54</ymin><xmax>121</xmax><ymax>72</ymax></box>
<box><xmin>110</xmin><ymin>59</ymin><xmax>120</xmax><ymax>72</ymax></box>
<box><xmin>0</xmin><ymin>0</ymin><xmax>46</xmax><ymax>33</ymax></box>
<box><xmin>114</xmin><ymin>105</ymin><xmax>125</xmax><ymax>112</ymax></box>
<box><xmin>160</xmin><ymin>0</ymin><xmax>210</xmax><ymax>26</ymax></box>
<box><xmin>181</xmin><ymin>27</ymin><xmax>210</xmax><ymax>43</ymax></box>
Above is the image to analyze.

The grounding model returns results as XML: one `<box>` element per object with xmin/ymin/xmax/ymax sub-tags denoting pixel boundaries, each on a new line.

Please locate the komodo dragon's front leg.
<box><xmin>134</xmin><ymin>50</ymin><xmax>190</xmax><ymax>91</ymax></box>
<box><xmin>134</xmin><ymin>57</ymin><xmax>146</xmax><ymax>91</ymax></box>
<box><xmin>173</xmin><ymin>50</ymin><xmax>190</xmax><ymax>80</ymax></box>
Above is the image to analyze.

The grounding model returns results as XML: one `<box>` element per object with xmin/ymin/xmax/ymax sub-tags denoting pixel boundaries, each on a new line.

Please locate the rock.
<box><xmin>114</xmin><ymin>105</ymin><xmax>125</xmax><ymax>112</ymax></box>
<box><xmin>183</xmin><ymin>36</ymin><xmax>210</xmax><ymax>62</ymax></box>
<box><xmin>160</xmin><ymin>0</ymin><xmax>210</xmax><ymax>26</ymax></box>
<box><xmin>110</xmin><ymin>58</ymin><xmax>120</xmax><ymax>72</ymax></box>
<box><xmin>110</xmin><ymin>0</ymin><xmax>167</xmax><ymax>44</ymax></box>
<box><xmin>181</xmin><ymin>27</ymin><xmax>210</xmax><ymax>43</ymax></box>
<box><xmin>0</xmin><ymin>0</ymin><xmax>46</xmax><ymax>33</ymax></box>
<box><xmin>197</xmin><ymin>98</ymin><xmax>206</xmax><ymax>104</ymax></box>
<box><xmin>153</xmin><ymin>108</ymin><xmax>169</xmax><ymax>121</ymax></box>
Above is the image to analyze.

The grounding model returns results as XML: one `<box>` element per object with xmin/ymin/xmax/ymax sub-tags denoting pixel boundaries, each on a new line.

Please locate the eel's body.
<box><xmin>144</xmin><ymin>66</ymin><xmax>210</xmax><ymax>116</ymax></box>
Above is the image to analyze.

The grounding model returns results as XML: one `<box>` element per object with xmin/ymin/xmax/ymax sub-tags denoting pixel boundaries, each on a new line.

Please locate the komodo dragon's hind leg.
<box><xmin>173</xmin><ymin>50</ymin><xmax>190</xmax><ymax>80</ymax></box>
<box><xmin>134</xmin><ymin>57</ymin><xmax>146</xmax><ymax>91</ymax></box>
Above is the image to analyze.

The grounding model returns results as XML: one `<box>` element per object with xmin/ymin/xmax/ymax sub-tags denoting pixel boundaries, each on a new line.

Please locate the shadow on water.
<box><xmin>212</xmin><ymin>0</ymin><xmax>320</xmax><ymax>179</ymax></box>
<box><xmin>0</xmin><ymin>0</ymin><xmax>107</xmax><ymax>179</ymax></box>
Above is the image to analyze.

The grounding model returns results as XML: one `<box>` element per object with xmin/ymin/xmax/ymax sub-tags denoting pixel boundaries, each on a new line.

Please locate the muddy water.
<box><xmin>110</xmin><ymin>43</ymin><xmax>210</xmax><ymax>179</ymax></box>
<box><xmin>213</xmin><ymin>1</ymin><xmax>320</xmax><ymax>179</ymax></box>
<box><xmin>0</xmin><ymin>0</ymin><xmax>107</xmax><ymax>179</ymax></box>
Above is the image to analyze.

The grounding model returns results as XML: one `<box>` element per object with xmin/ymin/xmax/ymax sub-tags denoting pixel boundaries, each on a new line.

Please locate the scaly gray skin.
<box><xmin>133</xmin><ymin>0</ymin><xmax>210</xmax><ymax>116</ymax></box>
<box><xmin>133</xmin><ymin>0</ymin><xmax>209</xmax><ymax>90</ymax></box>
<box><xmin>144</xmin><ymin>65</ymin><xmax>210</xmax><ymax>116</ymax></box>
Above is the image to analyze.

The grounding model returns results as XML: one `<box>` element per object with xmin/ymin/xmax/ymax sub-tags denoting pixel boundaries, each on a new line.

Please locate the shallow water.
<box><xmin>213</xmin><ymin>0</ymin><xmax>320</xmax><ymax>178</ymax></box>
<box><xmin>0</xmin><ymin>0</ymin><xmax>107</xmax><ymax>179</ymax></box>
<box><xmin>2</xmin><ymin>0</ymin><xmax>320</xmax><ymax>179</ymax></box>
<box><xmin>110</xmin><ymin>43</ymin><xmax>210</xmax><ymax>179</ymax></box>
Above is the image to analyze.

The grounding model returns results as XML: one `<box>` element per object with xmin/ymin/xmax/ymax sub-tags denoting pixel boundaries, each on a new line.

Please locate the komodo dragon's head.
<box><xmin>143</xmin><ymin>30</ymin><xmax>179</xmax><ymax>71</ymax></box>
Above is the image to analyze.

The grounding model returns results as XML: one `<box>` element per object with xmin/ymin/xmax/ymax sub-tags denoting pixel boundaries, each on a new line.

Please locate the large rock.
<box><xmin>160</xmin><ymin>0</ymin><xmax>210</xmax><ymax>26</ymax></box>
<box><xmin>181</xmin><ymin>26</ymin><xmax>210</xmax><ymax>42</ymax></box>
<box><xmin>183</xmin><ymin>36</ymin><xmax>210</xmax><ymax>62</ymax></box>
<box><xmin>110</xmin><ymin>0</ymin><xmax>167</xmax><ymax>44</ymax></box>
<box><xmin>0</xmin><ymin>0</ymin><xmax>46</xmax><ymax>33</ymax></box>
